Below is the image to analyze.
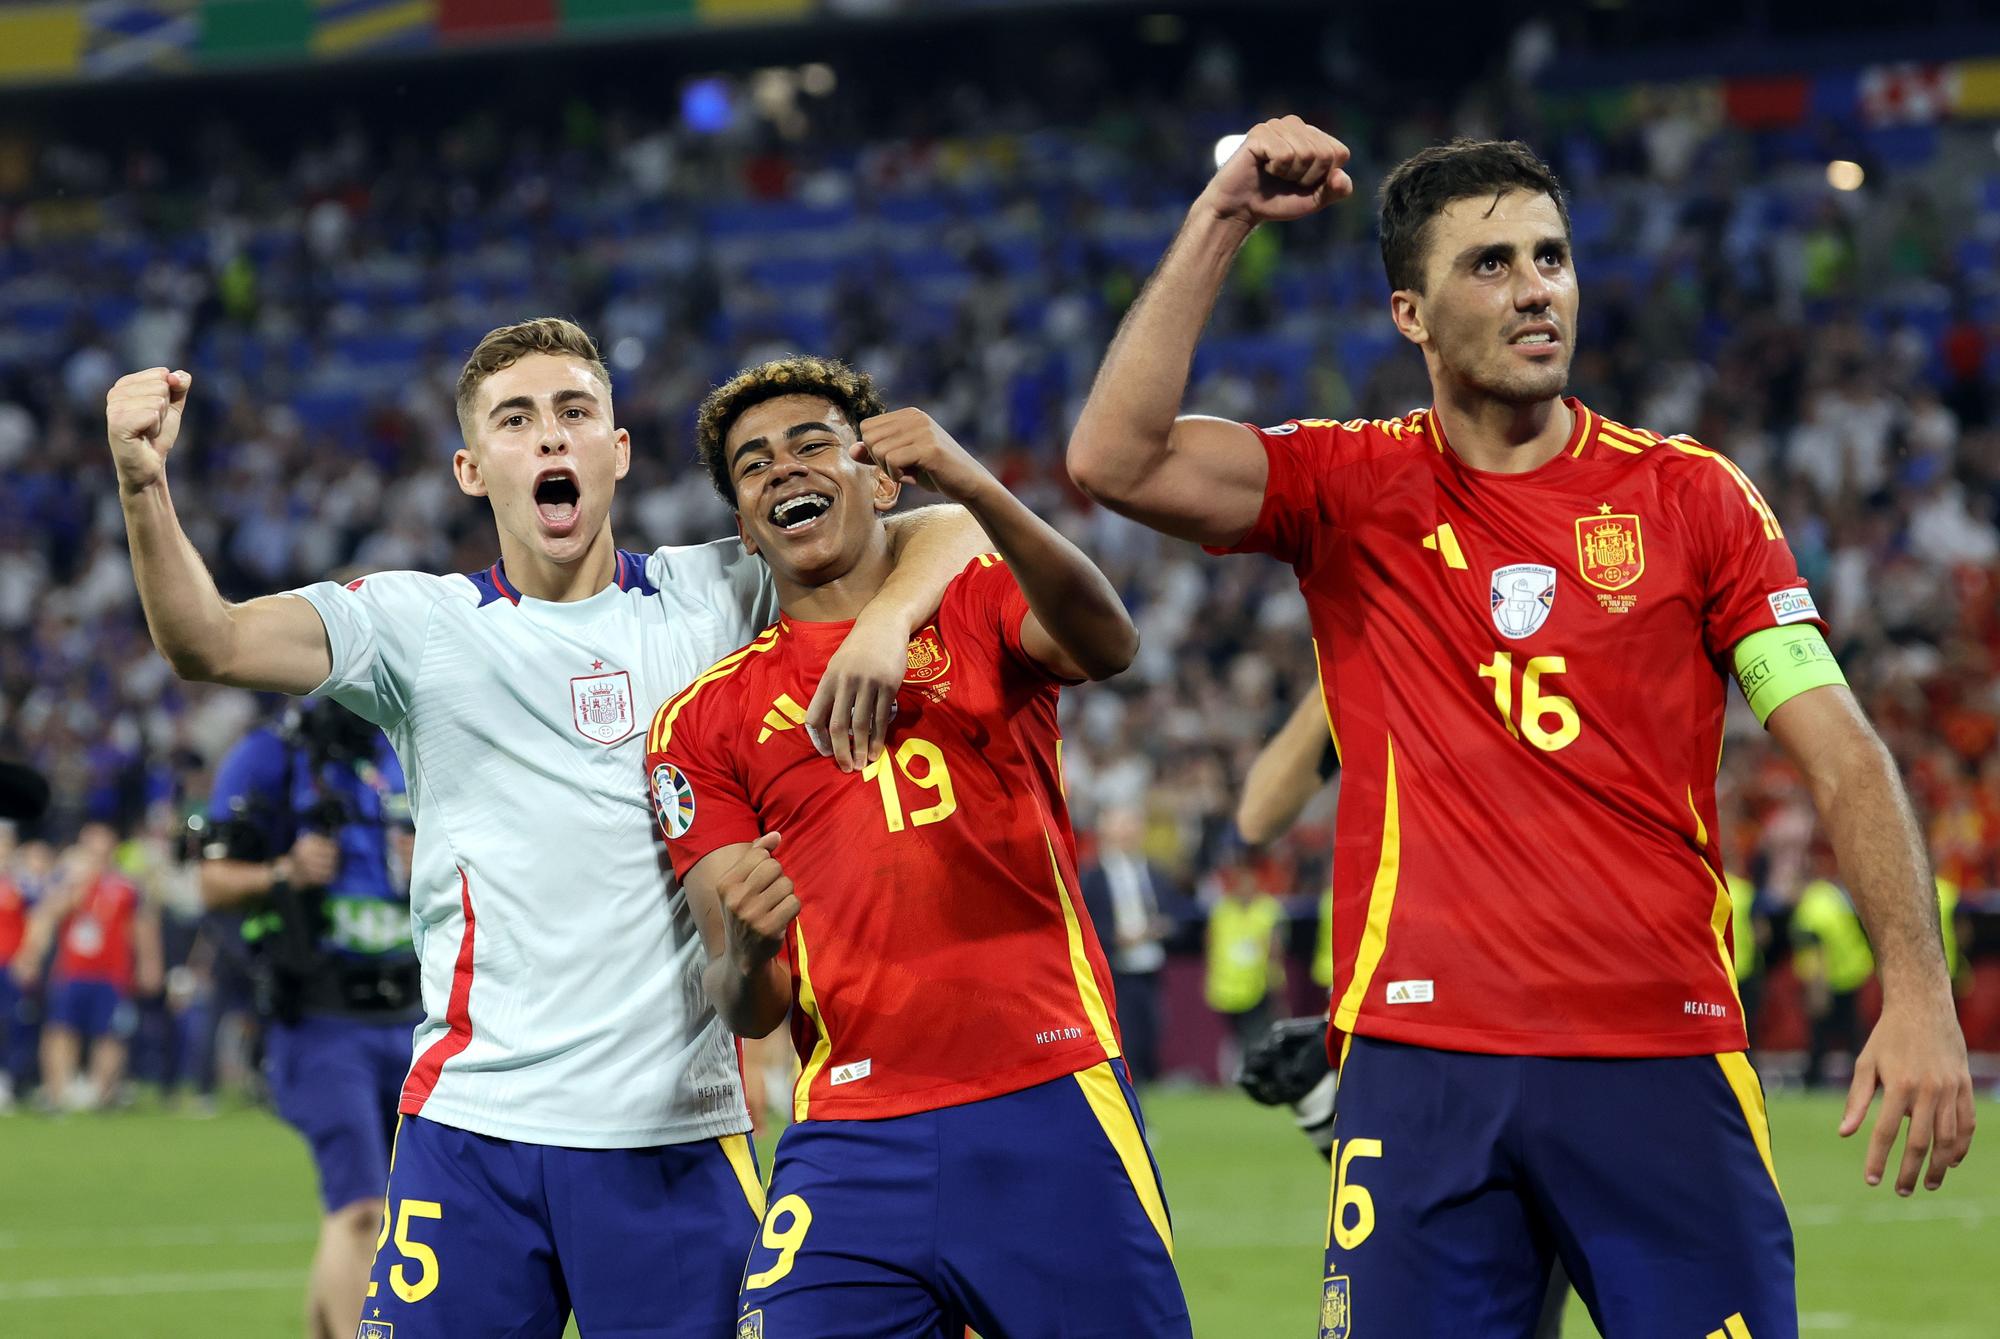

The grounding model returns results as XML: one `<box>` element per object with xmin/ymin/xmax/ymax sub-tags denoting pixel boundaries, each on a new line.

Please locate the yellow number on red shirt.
<box><xmin>1478</xmin><ymin>652</ymin><xmax>1581</xmax><ymax>752</ymax></box>
<box><xmin>862</xmin><ymin>737</ymin><xmax>958</xmax><ymax>833</ymax></box>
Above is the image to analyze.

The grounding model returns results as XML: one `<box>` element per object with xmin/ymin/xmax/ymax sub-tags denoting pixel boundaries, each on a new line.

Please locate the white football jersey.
<box><xmin>294</xmin><ymin>542</ymin><xmax>777</xmax><ymax>1148</ymax></box>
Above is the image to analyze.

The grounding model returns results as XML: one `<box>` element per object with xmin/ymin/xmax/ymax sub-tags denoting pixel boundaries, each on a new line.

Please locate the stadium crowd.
<box><xmin>3</xmin><ymin>25</ymin><xmax>2000</xmax><ymax>1112</ymax></box>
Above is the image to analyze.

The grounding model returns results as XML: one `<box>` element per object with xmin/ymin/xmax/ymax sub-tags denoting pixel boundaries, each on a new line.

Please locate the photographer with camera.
<box><xmin>202</xmin><ymin>696</ymin><xmax>416</xmax><ymax>1339</ymax></box>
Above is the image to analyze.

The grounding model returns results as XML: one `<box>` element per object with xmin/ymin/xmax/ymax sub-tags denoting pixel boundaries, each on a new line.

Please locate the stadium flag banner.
<box><xmin>697</xmin><ymin>0</ymin><xmax>813</xmax><ymax>20</ymax></box>
<box><xmin>312</xmin><ymin>0</ymin><xmax>436</xmax><ymax>57</ymax></box>
<box><xmin>0</xmin><ymin>5</ymin><xmax>86</xmax><ymax>84</ymax></box>
<box><xmin>438</xmin><ymin>0</ymin><xmax>557</xmax><ymax>41</ymax></box>
<box><xmin>82</xmin><ymin>3</ymin><xmax>201</xmax><ymax>81</ymax></box>
<box><xmin>1860</xmin><ymin>62</ymin><xmax>1954</xmax><ymax>126</ymax></box>
<box><xmin>562</xmin><ymin>0</ymin><xmax>700</xmax><ymax>32</ymax></box>
<box><xmin>1723</xmin><ymin>76</ymin><xmax>1810</xmax><ymax>129</ymax></box>
<box><xmin>199</xmin><ymin>0</ymin><xmax>313</xmax><ymax>63</ymax></box>
<box><xmin>1955</xmin><ymin>58</ymin><xmax>2000</xmax><ymax>116</ymax></box>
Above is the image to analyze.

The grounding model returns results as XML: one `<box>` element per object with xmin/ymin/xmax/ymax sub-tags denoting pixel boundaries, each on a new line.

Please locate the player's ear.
<box><xmin>452</xmin><ymin>444</ymin><xmax>488</xmax><ymax>499</ymax></box>
<box><xmin>1389</xmin><ymin>289</ymin><xmax>1428</xmax><ymax>347</ymax></box>
<box><xmin>871</xmin><ymin>465</ymin><xmax>902</xmax><ymax>515</ymax></box>
<box><xmin>612</xmin><ymin>426</ymin><xmax>631</xmax><ymax>483</ymax></box>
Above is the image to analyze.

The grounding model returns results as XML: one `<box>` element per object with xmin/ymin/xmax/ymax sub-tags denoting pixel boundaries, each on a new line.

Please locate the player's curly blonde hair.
<box><xmin>454</xmin><ymin>317</ymin><xmax>612</xmax><ymax>439</ymax></box>
<box><xmin>694</xmin><ymin>355</ymin><xmax>885</xmax><ymax>507</ymax></box>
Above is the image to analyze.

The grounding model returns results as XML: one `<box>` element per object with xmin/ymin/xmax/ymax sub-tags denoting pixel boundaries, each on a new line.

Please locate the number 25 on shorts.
<box><xmin>368</xmin><ymin>1198</ymin><xmax>442</xmax><ymax>1303</ymax></box>
<box><xmin>744</xmin><ymin>1194</ymin><xmax>814</xmax><ymax>1290</ymax></box>
<box><xmin>1326</xmin><ymin>1139</ymin><xmax>1381</xmax><ymax>1252</ymax></box>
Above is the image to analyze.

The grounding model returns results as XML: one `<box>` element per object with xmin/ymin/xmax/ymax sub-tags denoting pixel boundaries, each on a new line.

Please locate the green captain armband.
<box><xmin>1732</xmin><ymin>624</ymin><xmax>1846</xmax><ymax>726</ymax></box>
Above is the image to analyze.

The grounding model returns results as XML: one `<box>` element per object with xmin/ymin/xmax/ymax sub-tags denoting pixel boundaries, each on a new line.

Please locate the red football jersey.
<box><xmin>53</xmin><ymin>875</ymin><xmax>138</xmax><ymax>988</ymax></box>
<box><xmin>645</xmin><ymin>557</ymin><xmax>1121</xmax><ymax>1120</ymax></box>
<box><xmin>1213</xmin><ymin>398</ymin><xmax>1824</xmax><ymax>1057</ymax></box>
<box><xmin>0</xmin><ymin>877</ymin><xmax>23</xmax><ymax>966</ymax></box>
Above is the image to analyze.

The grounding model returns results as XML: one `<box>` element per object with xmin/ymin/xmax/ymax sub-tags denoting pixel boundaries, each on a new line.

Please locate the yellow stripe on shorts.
<box><xmin>1717</xmin><ymin>1053</ymin><xmax>1780</xmax><ymax>1195</ymax></box>
<box><xmin>720</xmin><ymin>1133</ymin><xmax>767</xmax><ymax>1219</ymax></box>
<box><xmin>1073</xmin><ymin>1061</ymin><xmax>1173</xmax><ymax>1257</ymax></box>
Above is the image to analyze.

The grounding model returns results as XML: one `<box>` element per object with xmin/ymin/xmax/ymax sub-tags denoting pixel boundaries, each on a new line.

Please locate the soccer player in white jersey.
<box><xmin>104</xmin><ymin>318</ymin><xmax>988</xmax><ymax>1339</ymax></box>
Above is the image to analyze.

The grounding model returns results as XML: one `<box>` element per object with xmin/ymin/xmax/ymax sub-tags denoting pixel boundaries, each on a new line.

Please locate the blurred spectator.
<box><xmin>0</xmin><ymin>820</ymin><xmax>23</xmax><ymax>1111</ymax></box>
<box><xmin>1080</xmin><ymin>805</ymin><xmax>1179</xmax><ymax>1084</ymax></box>
<box><xmin>13</xmin><ymin>822</ymin><xmax>163</xmax><ymax>1110</ymax></box>
<box><xmin>1203</xmin><ymin>862</ymin><xmax>1286</xmax><ymax>1080</ymax></box>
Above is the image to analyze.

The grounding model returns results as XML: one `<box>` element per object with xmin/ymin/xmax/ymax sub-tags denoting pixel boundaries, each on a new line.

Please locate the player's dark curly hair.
<box><xmin>694</xmin><ymin>355</ymin><xmax>886</xmax><ymax>507</ymax></box>
<box><xmin>1377</xmin><ymin>139</ymin><xmax>1570</xmax><ymax>294</ymax></box>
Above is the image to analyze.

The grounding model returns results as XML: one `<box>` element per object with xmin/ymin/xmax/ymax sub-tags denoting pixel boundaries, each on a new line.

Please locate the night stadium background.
<box><xmin>2</xmin><ymin>1</ymin><xmax>1997</xmax><ymax>1335</ymax></box>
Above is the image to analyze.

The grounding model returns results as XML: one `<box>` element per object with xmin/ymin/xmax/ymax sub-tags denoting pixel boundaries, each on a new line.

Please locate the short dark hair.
<box><xmin>1377</xmin><ymin>139</ymin><xmax>1570</xmax><ymax>294</ymax></box>
<box><xmin>694</xmin><ymin>355</ymin><xmax>885</xmax><ymax>507</ymax></box>
<box><xmin>456</xmin><ymin>317</ymin><xmax>610</xmax><ymax>439</ymax></box>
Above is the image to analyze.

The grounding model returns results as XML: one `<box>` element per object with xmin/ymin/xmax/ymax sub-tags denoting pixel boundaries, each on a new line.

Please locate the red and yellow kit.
<box><xmin>646</xmin><ymin>557</ymin><xmax>1120</xmax><ymax>1120</ymax></box>
<box><xmin>1213</xmin><ymin>398</ymin><xmax>1825</xmax><ymax>1057</ymax></box>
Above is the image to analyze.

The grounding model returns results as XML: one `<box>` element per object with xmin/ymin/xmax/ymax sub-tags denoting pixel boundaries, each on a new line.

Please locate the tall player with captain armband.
<box><xmin>1066</xmin><ymin>119</ymin><xmax>1976</xmax><ymax>1339</ymax></box>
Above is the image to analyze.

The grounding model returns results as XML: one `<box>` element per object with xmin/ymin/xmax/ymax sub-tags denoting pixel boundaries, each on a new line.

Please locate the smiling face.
<box><xmin>724</xmin><ymin>393</ymin><xmax>900</xmax><ymax>588</ymax></box>
<box><xmin>1391</xmin><ymin>190</ymin><xmax>1578</xmax><ymax>407</ymax></box>
<box><xmin>453</xmin><ymin>353</ymin><xmax>630</xmax><ymax>567</ymax></box>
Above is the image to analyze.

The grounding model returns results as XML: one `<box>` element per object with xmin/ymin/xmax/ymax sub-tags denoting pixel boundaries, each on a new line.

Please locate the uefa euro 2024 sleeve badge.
<box><xmin>652</xmin><ymin>762</ymin><xmax>696</xmax><ymax>840</ymax></box>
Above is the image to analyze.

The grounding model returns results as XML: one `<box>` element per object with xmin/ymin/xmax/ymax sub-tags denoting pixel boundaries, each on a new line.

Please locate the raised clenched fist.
<box><xmin>717</xmin><ymin>832</ymin><xmax>799</xmax><ymax>971</ymax></box>
<box><xmin>1198</xmin><ymin>116</ymin><xmax>1353</xmax><ymax>228</ymax></box>
<box><xmin>105</xmin><ymin>367</ymin><xmax>193</xmax><ymax>494</ymax></box>
<box><xmin>852</xmin><ymin>407</ymin><xmax>994</xmax><ymax>506</ymax></box>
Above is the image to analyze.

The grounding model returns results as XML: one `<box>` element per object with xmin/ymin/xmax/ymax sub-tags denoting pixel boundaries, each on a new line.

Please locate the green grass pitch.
<box><xmin>3</xmin><ymin>1089</ymin><xmax>1991</xmax><ymax>1336</ymax></box>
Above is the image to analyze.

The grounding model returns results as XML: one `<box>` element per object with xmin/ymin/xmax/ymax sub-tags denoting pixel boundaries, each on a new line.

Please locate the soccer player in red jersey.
<box><xmin>1068</xmin><ymin>121</ymin><xmax>1977</xmax><ymax>1338</ymax></box>
<box><xmin>644</xmin><ymin>356</ymin><xmax>1191</xmax><ymax>1338</ymax></box>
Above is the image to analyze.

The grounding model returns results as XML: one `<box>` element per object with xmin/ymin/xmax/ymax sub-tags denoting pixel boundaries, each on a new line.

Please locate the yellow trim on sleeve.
<box><xmin>1330</xmin><ymin>738</ymin><xmax>1400</xmax><ymax>1031</ymax></box>
<box><xmin>1731</xmin><ymin>624</ymin><xmax>1845</xmax><ymax>726</ymax></box>
<box><xmin>790</xmin><ymin>923</ymin><xmax>834</xmax><ymax>1122</ymax></box>
<box><xmin>1671</xmin><ymin>440</ymin><xmax>1782</xmax><ymax>540</ymax></box>
<box><xmin>719</xmin><ymin>1134</ymin><xmax>767</xmax><ymax>1219</ymax></box>
<box><xmin>1073</xmin><ymin>1061</ymin><xmax>1174</xmax><ymax>1257</ymax></box>
<box><xmin>1048</xmin><ymin>834</ymin><xmax>1122</xmax><ymax>1061</ymax></box>
<box><xmin>1716</xmin><ymin>1053</ymin><xmax>1780</xmax><ymax>1196</ymax></box>
<box><xmin>648</xmin><ymin>625</ymin><xmax>784</xmax><ymax>753</ymax></box>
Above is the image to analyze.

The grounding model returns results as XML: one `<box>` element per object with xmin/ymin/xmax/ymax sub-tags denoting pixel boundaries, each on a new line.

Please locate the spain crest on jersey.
<box><xmin>904</xmin><ymin>627</ymin><xmax>951</xmax><ymax>685</ymax></box>
<box><xmin>652</xmin><ymin>762</ymin><xmax>695</xmax><ymax>839</ymax></box>
<box><xmin>1576</xmin><ymin>513</ymin><xmax>1645</xmax><ymax>591</ymax></box>
<box><xmin>1318</xmin><ymin>1273</ymin><xmax>1351</xmax><ymax>1339</ymax></box>
<box><xmin>736</xmin><ymin>1311</ymin><xmax>764</xmax><ymax>1339</ymax></box>
<box><xmin>571</xmin><ymin>669</ymin><xmax>636</xmax><ymax>746</ymax></box>
<box><xmin>358</xmin><ymin>1320</ymin><xmax>394</xmax><ymax>1339</ymax></box>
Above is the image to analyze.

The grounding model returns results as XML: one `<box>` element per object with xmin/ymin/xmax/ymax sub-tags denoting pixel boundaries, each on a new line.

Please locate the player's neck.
<box><xmin>1431</xmin><ymin>387</ymin><xmax>1573</xmax><ymax>475</ymax></box>
<box><xmin>776</xmin><ymin>535</ymin><xmax>895</xmax><ymax>624</ymax></box>
<box><xmin>495</xmin><ymin>523</ymin><xmax>619</xmax><ymax>603</ymax></box>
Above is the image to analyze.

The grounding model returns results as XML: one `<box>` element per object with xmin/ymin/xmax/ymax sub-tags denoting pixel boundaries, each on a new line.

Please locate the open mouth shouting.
<box><xmin>1508</xmin><ymin>321</ymin><xmax>1562</xmax><ymax>358</ymax></box>
<box><xmin>768</xmin><ymin>490</ymin><xmax>834</xmax><ymax>536</ymax></box>
<box><xmin>534</xmin><ymin>467</ymin><xmax>583</xmax><ymax>536</ymax></box>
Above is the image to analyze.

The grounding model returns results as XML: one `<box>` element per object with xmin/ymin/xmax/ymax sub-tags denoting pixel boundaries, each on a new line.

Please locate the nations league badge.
<box><xmin>1490</xmin><ymin>563</ymin><xmax>1557</xmax><ymax>639</ymax></box>
<box><xmin>652</xmin><ymin>762</ymin><xmax>695</xmax><ymax>840</ymax></box>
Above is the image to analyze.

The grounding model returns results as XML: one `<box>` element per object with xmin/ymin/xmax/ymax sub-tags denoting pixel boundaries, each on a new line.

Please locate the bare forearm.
<box><xmin>1238</xmin><ymin>695</ymin><xmax>1333</xmax><ymax>845</ymax></box>
<box><xmin>121</xmin><ymin>479</ymin><xmax>240</xmax><ymax>680</ymax></box>
<box><xmin>877</xmin><ymin>504</ymin><xmax>990</xmax><ymax>629</ymax></box>
<box><xmin>1811</xmin><ymin>738</ymin><xmax>1949</xmax><ymax>1002</ymax></box>
<box><xmin>965</xmin><ymin>479</ymin><xmax>1136</xmax><ymax>680</ymax></box>
<box><xmin>1070</xmin><ymin>208</ymin><xmax>1251</xmax><ymax>493</ymax></box>
<box><xmin>702</xmin><ymin>954</ymin><xmax>793</xmax><ymax>1038</ymax></box>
